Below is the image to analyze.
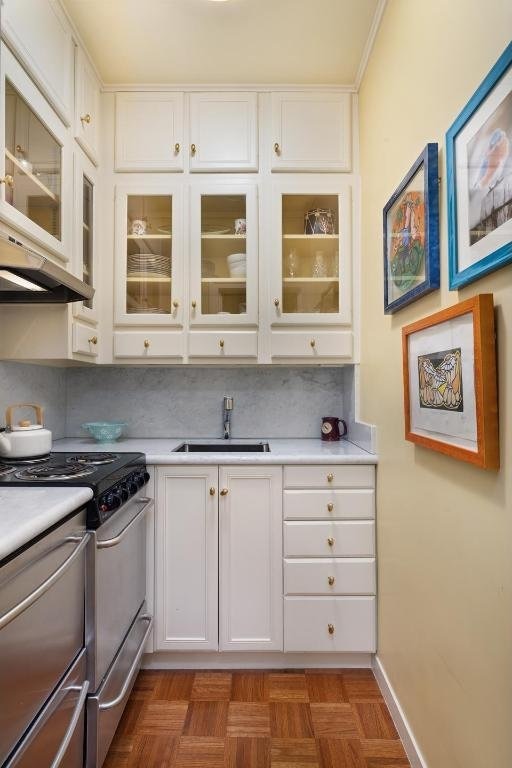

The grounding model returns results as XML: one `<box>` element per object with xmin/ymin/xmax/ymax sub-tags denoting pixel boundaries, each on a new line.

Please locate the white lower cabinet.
<box><xmin>155</xmin><ymin>465</ymin><xmax>283</xmax><ymax>652</ymax></box>
<box><xmin>284</xmin><ymin>597</ymin><xmax>376</xmax><ymax>652</ymax></box>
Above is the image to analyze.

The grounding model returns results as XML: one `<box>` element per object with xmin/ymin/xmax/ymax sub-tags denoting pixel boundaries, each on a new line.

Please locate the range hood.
<box><xmin>0</xmin><ymin>234</ymin><xmax>94</xmax><ymax>303</ymax></box>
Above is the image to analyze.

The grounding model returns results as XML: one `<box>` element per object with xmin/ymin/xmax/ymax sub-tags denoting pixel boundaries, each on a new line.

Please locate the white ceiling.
<box><xmin>62</xmin><ymin>0</ymin><xmax>381</xmax><ymax>85</ymax></box>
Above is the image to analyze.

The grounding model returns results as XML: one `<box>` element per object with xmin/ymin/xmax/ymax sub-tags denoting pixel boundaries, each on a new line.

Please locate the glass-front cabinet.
<box><xmin>0</xmin><ymin>45</ymin><xmax>70</xmax><ymax>260</ymax></box>
<box><xmin>114</xmin><ymin>184</ymin><xmax>183</xmax><ymax>325</ymax></box>
<box><xmin>190</xmin><ymin>184</ymin><xmax>258</xmax><ymax>325</ymax></box>
<box><xmin>271</xmin><ymin>182</ymin><xmax>351</xmax><ymax>325</ymax></box>
<box><xmin>73</xmin><ymin>149</ymin><xmax>98</xmax><ymax>322</ymax></box>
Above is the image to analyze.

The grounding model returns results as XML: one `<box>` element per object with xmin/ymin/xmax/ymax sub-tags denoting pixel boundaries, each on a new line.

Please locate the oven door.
<box><xmin>88</xmin><ymin>493</ymin><xmax>153</xmax><ymax>691</ymax></box>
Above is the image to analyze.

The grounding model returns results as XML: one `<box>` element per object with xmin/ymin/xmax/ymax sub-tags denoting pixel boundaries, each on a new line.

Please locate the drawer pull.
<box><xmin>191</xmin><ymin>143</ymin><xmax>197</xmax><ymax>156</ymax></box>
<box><xmin>327</xmin><ymin>502</ymin><xmax>334</xmax><ymax>512</ymax></box>
<box><xmin>219</xmin><ymin>339</ymin><xmax>225</xmax><ymax>348</ymax></box>
<box><xmin>209</xmin><ymin>487</ymin><xmax>216</xmax><ymax>496</ymax></box>
<box><xmin>143</xmin><ymin>339</ymin><xmax>150</xmax><ymax>349</ymax></box>
<box><xmin>80</xmin><ymin>113</ymin><xmax>91</xmax><ymax>125</ymax></box>
<box><xmin>328</xmin><ymin>576</ymin><xmax>335</xmax><ymax>586</ymax></box>
<box><xmin>327</xmin><ymin>472</ymin><xmax>334</xmax><ymax>482</ymax></box>
<box><xmin>174</xmin><ymin>142</ymin><xmax>180</xmax><ymax>154</ymax></box>
<box><xmin>220</xmin><ymin>488</ymin><xmax>229</xmax><ymax>496</ymax></box>
<box><xmin>274</xmin><ymin>142</ymin><xmax>281</xmax><ymax>155</ymax></box>
<box><xmin>328</xmin><ymin>623</ymin><xmax>335</xmax><ymax>635</ymax></box>
<box><xmin>191</xmin><ymin>300</ymin><xmax>197</xmax><ymax>309</ymax></box>
<box><xmin>172</xmin><ymin>300</ymin><xmax>179</xmax><ymax>309</ymax></box>
<box><xmin>310</xmin><ymin>339</ymin><xmax>316</xmax><ymax>348</ymax></box>
<box><xmin>0</xmin><ymin>174</ymin><xmax>14</xmax><ymax>187</ymax></box>
<box><xmin>327</xmin><ymin>537</ymin><xmax>335</xmax><ymax>547</ymax></box>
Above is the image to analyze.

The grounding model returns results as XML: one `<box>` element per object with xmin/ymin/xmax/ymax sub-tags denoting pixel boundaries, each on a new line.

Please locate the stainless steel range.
<box><xmin>0</xmin><ymin>451</ymin><xmax>153</xmax><ymax>768</ymax></box>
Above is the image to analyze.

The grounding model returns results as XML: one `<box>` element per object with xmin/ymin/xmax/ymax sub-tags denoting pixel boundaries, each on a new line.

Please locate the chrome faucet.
<box><xmin>223</xmin><ymin>396</ymin><xmax>234</xmax><ymax>439</ymax></box>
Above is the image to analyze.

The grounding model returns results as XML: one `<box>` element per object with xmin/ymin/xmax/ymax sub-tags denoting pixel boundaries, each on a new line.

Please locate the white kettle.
<box><xmin>0</xmin><ymin>403</ymin><xmax>52</xmax><ymax>459</ymax></box>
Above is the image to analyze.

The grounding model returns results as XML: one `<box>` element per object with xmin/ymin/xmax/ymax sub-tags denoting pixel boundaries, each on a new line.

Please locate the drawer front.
<box><xmin>114</xmin><ymin>331</ymin><xmax>184</xmax><ymax>359</ymax></box>
<box><xmin>72</xmin><ymin>322</ymin><xmax>98</xmax><ymax>357</ymax></box>
<box><xmin>284</xmin><ymin>558</ymin><xmax>376</xmax><ymax>596</ymax></box>
<box><xmin>284</xmin><ymin>597</ymin><xmax>376</xmax><ymax>652</ymax></box>
<box><xmin>284</xmin><ymin>465</ymin><xmax>375</xmax><ymax>489</ymax></box>
<box><xmin>271</xmin><ymin>331</ymin><xmax>352</xmax><ymax>359</ymax></box>
<box><xmin>283</xmin><ymin>489</ymin><xmax>375</xmax><ymax>520</ymax></box>
<box><xmin>188</xmin><ymin>331</ymin><xmax>258</xmax><ymax>358</ymax></box>
<box><xmin>284</xmin><ymin>521</ymin><xmax>374</xmax><ymax>557</ymax></box>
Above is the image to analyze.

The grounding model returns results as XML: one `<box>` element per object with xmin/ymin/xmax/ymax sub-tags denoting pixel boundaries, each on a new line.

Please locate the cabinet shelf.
<box><xmin>127</xmin><ymin>234</ymin><xmax>172</xmax><ymax>240</ymax></box>
<box><xmin>5</xmin><ymin>148</ymin><xmax>59</xmax><ymax>204</ymax></box>
<box><xmin>282</xmin><ymin>234</ymin><xmax>339</xmax><ymax>240</ymax></box>
<box><xmin>201</xmin><ymin>234</ymin><xmax>246</xmax><ymax>240</ymax></box>
<box><xmin>283</xmin><ymin>277</ymin><xmax>338</xmax><ymax>283</ymax></box>
<box><xmin>201</xmin><ymin>277</ymin><xmax>246</xmax><ymax>283</ymax></box>
<box><xmin>127</xmin><ymin>276</ymin><xmax>172</xmax><ymax>283</ymax></box>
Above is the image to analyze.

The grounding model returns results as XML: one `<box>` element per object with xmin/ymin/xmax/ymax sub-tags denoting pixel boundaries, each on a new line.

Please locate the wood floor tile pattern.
<box><xmin>104</xmin><ymin>670</ymin><xmax>411</xmax><ymax>768</ymax></box>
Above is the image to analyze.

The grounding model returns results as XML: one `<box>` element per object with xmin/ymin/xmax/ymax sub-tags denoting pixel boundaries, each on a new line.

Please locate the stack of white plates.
<box><xmin>127</xmin><ymin>253</ymin><xmax>171</xmax><ymax>279</ymax></box>
<box><xmin>227</xmin><ymin>253</ymin><xmax>246</xmax><ymax>277</ymax></box>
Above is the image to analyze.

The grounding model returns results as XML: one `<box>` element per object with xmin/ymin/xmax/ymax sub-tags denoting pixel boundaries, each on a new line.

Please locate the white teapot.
<box><xmin>0</xmin><ymin>404</ymin><xmax>52</xmax><ymax>459</ymax></box>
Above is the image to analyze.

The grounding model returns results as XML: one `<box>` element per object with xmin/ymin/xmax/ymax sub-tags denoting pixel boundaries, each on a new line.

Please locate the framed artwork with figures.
<box><xmin>447</xmin><ymin>42</ymin><xmax>512</xmax><ymax>289</ymax></box>
<box><xmin>383</xmin><ymin>143</ymin><xmax>440</xmax><ymax>313</ymax></box>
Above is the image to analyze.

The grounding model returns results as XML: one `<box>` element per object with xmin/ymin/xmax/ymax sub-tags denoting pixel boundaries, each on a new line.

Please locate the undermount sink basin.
<box><xmin>174</xmin><ymin>442</ymin><xmax>270</xmax><ymax>453</ymax></box>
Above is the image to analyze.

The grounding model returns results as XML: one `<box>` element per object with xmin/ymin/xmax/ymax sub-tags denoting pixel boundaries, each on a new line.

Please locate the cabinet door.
<box><xmin>74</xmin><ymin>46</ymin><xmax>101</xmax><ymax>165</ymax></box>
<box><xmin>0</xmin><ymin>45</ymin><xmax>72</xmax><ymax>261</ymax></box>
<box><xmin>73</xmin><ymin>149</ymin><xmax>98</xmax><ymax>323</ymax></box>
<box><xmin>155</xmin><ymin>466</ymin><xmax>218</xmax><ymax>651</ymax></box>
<box><xmin>114</xmin><ymin>183</ymin><xmax>184</xmax><ymax>326</ymax></box>
<box><xmin>270</xmin><ymin>181</ymin><xmax>352</xmax><ymax>327</ymax></box>
<box><xmin>189</xmin><ymin>93</ymin><xmax>258</xmax><ymax>172</ymax></box>
<box><xmin>1</xmin><ymin>0</ymin><xmax>74</xmax><ymax>125</ymax></box>
<box><xmin>115</xmin><ymin>93</ymin><xmax>184</xmax><ymax>171</ymax></box>
<box><xmin>271</xmin><ymin>92</ymin><xmax>351</xmax><ymax>172</ymax></box>
<box><xmin>219</xmin><ymin>466</ymin><xmax>283</xmax><ymax>651</ymax></box>
<box><xmin>190</xmin><ymin>184</ymin><xmax>258</xmax><ymax>325</ymax></box>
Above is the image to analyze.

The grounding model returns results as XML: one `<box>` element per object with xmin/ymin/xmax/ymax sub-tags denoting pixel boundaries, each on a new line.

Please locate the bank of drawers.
<box><xmin>283</xmin><ymin>464</ymin><xmax>376</xmax><ymax>652</ymax></box>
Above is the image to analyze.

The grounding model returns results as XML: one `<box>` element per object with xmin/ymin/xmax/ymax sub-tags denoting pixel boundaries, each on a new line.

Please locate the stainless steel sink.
<box><xmin>174</xmin><ymin>442</ymin><xmax>270</xmax><ymax>453</ymax></box>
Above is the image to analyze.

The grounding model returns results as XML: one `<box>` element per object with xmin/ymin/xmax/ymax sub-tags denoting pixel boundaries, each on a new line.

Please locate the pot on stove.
<box><xmin>0</xmin><ymin>403</ymin><xmax>52</xmax><ymax>459</ymax></box>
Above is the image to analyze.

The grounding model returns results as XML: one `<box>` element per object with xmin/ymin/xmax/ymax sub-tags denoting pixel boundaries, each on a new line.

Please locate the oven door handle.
<box><xmin>49</xmin><ymin>680</ymin><xmax>90</xmax><ymax>768</ymax></box>
<box><xmin>98</xmin><ymin>614</ymin><xmax>153</xmax><ymax>711</ymax></box>
<box><xmin>0</xmin><ymin>533</ymin><xmax>90</xmax><ymax>630</ymax></box>
<box><xmin>97</xmin><ymin>497</ymin><xmax>153</xmax><ymax>549</ymax></box>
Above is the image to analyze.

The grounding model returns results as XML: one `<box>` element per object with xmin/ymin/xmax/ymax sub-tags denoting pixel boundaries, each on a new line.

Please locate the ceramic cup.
<box><xmin>321</xmin><ymin>416</ymin><xmax>348</xmax><ymax>441</ymax></box>
<box><xmin>234</xmin><ymin>218</ymin><xmax>246</xmax><ymax>235</ymax></box>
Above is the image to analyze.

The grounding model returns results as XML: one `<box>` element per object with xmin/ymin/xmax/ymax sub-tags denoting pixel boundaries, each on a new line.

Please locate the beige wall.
<box><xmin>359</xmin><ymin>3</ymin><xmax>512</xmax><ymax>767</ymax></box>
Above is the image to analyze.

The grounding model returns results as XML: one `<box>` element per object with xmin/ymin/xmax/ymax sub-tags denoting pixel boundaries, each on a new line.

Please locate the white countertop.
<box><xmin>0</xmin><ymin>487</ymin><xmax>93</xmax><ymax>562</ymax></box>
<box><xmin>53</xmin><ymin>437</ymin><xmax>377</xmax><ymax>465</ymax></box>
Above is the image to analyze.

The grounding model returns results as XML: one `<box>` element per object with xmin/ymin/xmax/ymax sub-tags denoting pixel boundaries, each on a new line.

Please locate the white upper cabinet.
<box><xmin>271</xmin><ymin>92</ymin><xmax>351</xmax><ymax>172</ymax></box>
<box><xmin>74</xmin><ymin>46</ymin><xmax>101</xmax><ymax>165</ymax></box>
<box><xmin>115</xmin><ymin>92</ymin><xmax>184</xmax><ymax>171</ymax></box>
<box><xmin>189</xmin><ymin>92</ymin><xmax>258</xmax><ymax>172</ymax></box>
<box><xmin>1</xmin><ymin>0</ymin><xmax>74</xmax><ymax>126</ymax></box>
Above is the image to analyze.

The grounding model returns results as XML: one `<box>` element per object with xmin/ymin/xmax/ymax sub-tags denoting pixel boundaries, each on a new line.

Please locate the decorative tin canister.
<box><xmin>304</xmin><ymin>208</ymin><xmax>335</xmax><ymax>235</ymax></box>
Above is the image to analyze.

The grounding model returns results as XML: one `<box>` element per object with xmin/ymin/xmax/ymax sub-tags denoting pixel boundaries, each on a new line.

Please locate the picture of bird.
<box><xmin>472</xmin><ymin>128</ymin><xmax>510</xmax><ymax>193</ymax></box>
<box><xmin>418</xmin><ymin>349</ymin><xmax>463</xmax><ymax>411</ymax></box>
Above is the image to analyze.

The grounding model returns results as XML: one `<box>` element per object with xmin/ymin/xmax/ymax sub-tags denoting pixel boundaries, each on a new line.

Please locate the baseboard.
<box><xmin>143</xmin><ymin>651</ymin><xmax>373</xmax><ymax>670</ymax></box>
<box><xmin>372</xmin><ymin>656</ymin><xmax>428</xmax><ymax>768</ymax></box>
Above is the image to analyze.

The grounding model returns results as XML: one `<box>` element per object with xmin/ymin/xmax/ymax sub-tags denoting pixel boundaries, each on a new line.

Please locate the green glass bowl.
<box><xmin>81</xmin><ymin>422</ymin><xmax>127</xmax><ymax>442</ymax></box>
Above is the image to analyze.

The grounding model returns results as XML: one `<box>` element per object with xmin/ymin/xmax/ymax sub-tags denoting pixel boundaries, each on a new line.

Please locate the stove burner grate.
<box><xmin>0</xmin><ymin>465</ymin><xmax>15</xmax><ymax>477</ymax></box>
<box><xmin>66</xmin><ymin>453</ymin><xmax>118</xmax><ymax>466</ymax></box>
<box><xmin>0</xmin><ymin>455</ymin><xmax>50</xmax><ymax>465</ymax></box>
<box><xmin>15</xmin><ymin>463</ymin><xmax>96</xmax><ymax>481</ymax></box>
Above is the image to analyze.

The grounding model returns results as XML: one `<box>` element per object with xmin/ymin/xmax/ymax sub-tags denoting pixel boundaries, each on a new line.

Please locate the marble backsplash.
<box><xmin>0</xmin><ymin>362</ymin><xmax>66</xmax><ymax>438</ymax></box>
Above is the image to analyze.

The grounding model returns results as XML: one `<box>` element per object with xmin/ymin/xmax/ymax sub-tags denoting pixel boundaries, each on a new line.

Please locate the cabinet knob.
<box><xmin>172</xmin><ymin>300</ymin><xmax>179</xmax><ymax>309</ymax></box>
<box><xmin>80</xmin><ymin>113</ymin><xmax>91</xmax><ymax>125</ymax></box>
<box><xmin>327</xmin><ymin>472</ymin><xmax>334</xmax><ymax>482</ymax></box>
<box><xmin>328</xmin><ymin>623</ymin><xmax>335</xmax><ymax>635</ymax></box>
<box><xmin>174</xmin><ymin>142</ymin><xmax>180</xmax><ymax>154</ymax></box>
<box><xmin>327</xmin><ymin>537</ymin><xmax>335</xmax><ymax>547</ymax></box>
<box><xmin>191</xmin><ymin>143</ymin><xmax>197</xmax><ymax>156</ymax></box>
<box><xmin>88</xmin><ymin>336</ymin><xmax>98</xmax><ymax>345</ymax></box>
<box><xmin>327</xmin><ymin>502</ymin><xmax>334</xmax><ymax>512</ymax></box>
<box><xmin>144</xmin><ymin>339</ymin><xmax>150</xmax><ymax>349</ymax></box>
<box><xmin>328</xmin><ymin>576</ymin><xmax>335</xmax><ymax>586</ymax></box>
<box><xmin>191</xmin><ymin>300</ymin><xmax>197</xmax><ymax>309</ymax></box>
<box><xmin>209</xmin><ymin>487</ymin><xmax>216</xmax><ymax>496</ymax></box>
<box><xmin>220</xmin><ymin>488</ymin><xmax>229</xmax><ymax>496</ymax></box>
<box><xmin>310</xmin><ymin>339</ymin><xmax>316</xmax><ymax>348</ymax></box>
<box><xmin>219</xmin><ymin>339</ymin><xmax>225</xmax><ymax>348</ymax></box>
<box><xmin>273</xmin><ymin>298</ymin><xmax>280</xmax><ymax>308</ymax></box>
<box><xmin>0</xmin><ymin>175</ymin><xmax>14</xmax><ymax>187</ymax></box>
<box><xmin>274</xmin><ymin>142</ymin><xmax>281</xmax><ymax>155</ymax></box>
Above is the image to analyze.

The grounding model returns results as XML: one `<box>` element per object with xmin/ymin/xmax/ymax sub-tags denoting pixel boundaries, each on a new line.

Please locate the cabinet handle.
<box><xmin>191</xmin><ymin>300</ymin><xmax>197</xmax><ymax>309</ymax></box>
<box><xmin>174</xmin><ymin>142</ymin><xmax>180</xmax><ymax>154</ymax></box>
<box><xmin>0</xmin><ymin>175</ymin><xmax>14</xmax><ymax>187</ymax></box>
<box><xmin>327</xmin><ymin>502</ymin><xmax>334</xmax><ymax>512</ymax></box>
<box><xmin>220</xmin><ymin>488</ymin><xmax>229</xmax><ymax>496</ymax></box>
<box><xmin>80</xmin><ymin>113</ymin><xmax>91</xmax><ymax>125</ymax></box>
<box><xmin>327</xmin><ymin>537</ymin><xmax>335</xmax><ymax>547</ymax></box>
<box><xmin>274</xmin><ymin>142</ymin><xmax>281</xmax><ymax>155</ymax></box>
<box><xmin>327</xmin><ymin>472</ymin><xmax>334</xmax><ymax>482</ymax></box>
<box><xmin>144</xmin><ymin>339</ymin><xmax>150</xmax><ymax>349</ymax></box>
<box><xmin>191</xmin><ymin>143</ymin><xmax>196</xmax><ymax>156</ymax></box>
<box><xmin>88</xmin><ymin>336</ymin><xmax>98</xmax><ymax>345</ymax></box>
<box><xmin>172</xmin><ymin>300</ymin><xmax>179</xmax><ymax>309</ymax></box>
<box><xmin>328</xmin><ymin>576</ymin><xmax>335</xmax><ymax>586</ymax></box>
<box><xmin>310</xmin><ymin>339</ymin><xmax>316</xmax><ymax>348</ymax></box>
<box><xmin>273</xmin><ymin>298</ymin><xmax>280</xmax><ymax>308</ymax></box>
<box><xmin>219</xmin><ymin>339</ymin><xmax>225</xmax><ymax>349</ymax></box>
<box><xmin>328</xmin><ymin>623</ymin><xmax>335</xmax><ymax>635</ymax></box>
<box><xmin>209</xmin><ymin>487</ymin><xmax>216</xmax><ymax>496</ymax></box>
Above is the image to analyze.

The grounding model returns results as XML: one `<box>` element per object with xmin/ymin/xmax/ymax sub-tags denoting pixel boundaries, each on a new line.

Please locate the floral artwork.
<box><xmin>418</xmin><ymin>348</ymin><xmax>463</xmax><ymax>412</ymax></box>
<box><xmin>390</xmin><ymin>189</ymin><xmax>425</xmax><ymax>291</ymax></box>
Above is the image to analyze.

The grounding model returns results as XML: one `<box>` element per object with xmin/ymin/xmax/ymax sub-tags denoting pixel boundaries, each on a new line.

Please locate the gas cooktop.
<box><xmin>0</xmin><ymin>452</ymin><xmax>149</xmax><ymax>527</ymax></box>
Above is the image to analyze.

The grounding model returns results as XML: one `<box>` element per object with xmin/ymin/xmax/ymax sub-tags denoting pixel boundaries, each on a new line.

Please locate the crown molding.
<box><xmin>101</xmin><ymin>82</ymin><xmax>357</xmax><ymax>94</ymax></box>
<box><xmin>355</xmin><ymin>0</ymin><xmax>387</xmax><ymax>90</ymax></box>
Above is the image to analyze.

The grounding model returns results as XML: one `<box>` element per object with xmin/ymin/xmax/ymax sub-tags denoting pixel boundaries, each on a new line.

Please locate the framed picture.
<box><xmin>447</xmin><ymin>42</ymin><xmax>512</xmax><ymax>289</ymax></box>
<box><xmin>383</xmin><ymin>143</ymin><xmax>439</xmax><ymax>313</ymax></box>
<box><xmin>402</xmin><ymin>294</ymin><xmax>499</xmax><ymax>469</ymax></box>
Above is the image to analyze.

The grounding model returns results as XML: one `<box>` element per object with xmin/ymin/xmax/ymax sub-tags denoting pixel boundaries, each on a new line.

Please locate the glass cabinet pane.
<box><xmin>4</xmin><ymin>81</ymin><xmax>62</xmax><ymax>239</ymax></box>
<box><xmin>126</xmin><ymin>195</ymin><xmax>172</xmax><ymax>315</ymax></box>
<box><xmin>82</xmin><ymin>175</ymin><xmax>93</xmax><ymax>310</ymax></box>
<box><xmin>281</xmin><ymin>194</ymin><xmax>340</xmax><ymax>314</ymax></box>
<box><xmin>200</xmin><ymin>194</ymin><xmax>247</xmax><ymax>316</ymax></box>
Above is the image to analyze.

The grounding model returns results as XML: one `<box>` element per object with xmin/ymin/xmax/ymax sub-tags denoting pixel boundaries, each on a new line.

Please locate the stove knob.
<box><xmin>143</xmin><ymin>471</ymin><xmax>150</xmax><ymax>484</ymax></box>
<box><xmin>129</xmin><ymin>481</ymin><xmax>138</xmax><ymax>495</ymax></box>
<box><xmin>119</xmin><ymin>485</ymin><xmax>129</xmax><ymax>502</ymax></box>
<box><xmin>135</xmin><ymin>473</ymin><xmax>145</xmax><ymax>489</ymax></box>
<box><xmin>104</xmin><ymin>492</ymin><xmax>121</xmax><ymax>511</ymax></box>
